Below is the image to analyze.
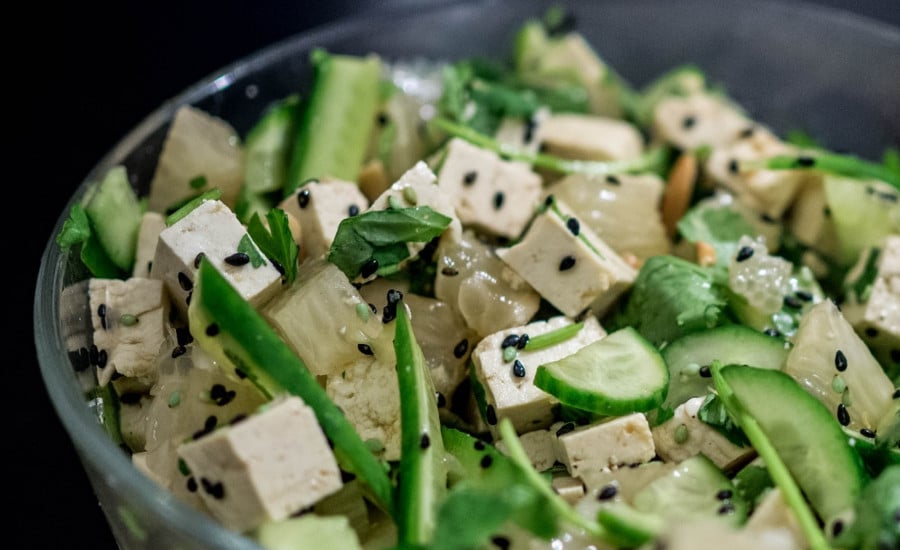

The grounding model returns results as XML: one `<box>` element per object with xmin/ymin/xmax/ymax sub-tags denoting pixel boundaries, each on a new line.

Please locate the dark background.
<box><xmin>17</xmin><ymin>0</ymin><xmax>899</xmax><ymax>547</ymax></box>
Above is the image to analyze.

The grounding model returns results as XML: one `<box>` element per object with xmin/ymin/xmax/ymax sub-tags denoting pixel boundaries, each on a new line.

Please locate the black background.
<box><xmin>16</xmin><ymin>0</ymin><xmax>900</xmax><ymax>547</ymax></box>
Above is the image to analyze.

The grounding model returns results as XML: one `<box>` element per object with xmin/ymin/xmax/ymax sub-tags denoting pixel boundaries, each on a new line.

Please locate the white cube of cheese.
<box><xmin>132</xmin><ymin>212</ymin><xmax>167</xmax><ymax>278</ymax></box>
<box><xmin>652</xmin><ymin>92</ymin><xmax>752</xmax><ymax>151</ymax></box>
<box><xmin>436</xmin><ymin>138</ymin><xmax>541</xmax><ymax>240</ymax></box>
<box><xmin>89</xmin><ymin>277</ymin><xmax>167</xmax><ymax>387</ymax></box>
<box><xmin>177</xmin><ymin>395</ymin><xmax>343</xmax><ymax>533</ymax></box>
<box><xmin>538</xmin><ymin>113</ymin><xmax>644</xmax><ymax>162</ymax></box>
<box><xmin>278</xmin><ymin>179</ymin><xmax>370</xmax><ymax>260</ymax></box>
<box><xmin>472</xmin><ymin>315</ymin><xmax>606</xmax><ymax>436</ymax></box>
<box><xmin>553</xmin><ymin>413</ymin><xmax>656</xmax><ymax>478</ymax></box>
<box><xmin>652</xmin><ymin>397</ymin><xmax>753</xmax><ymax>470</ymax></box>
<box><xmin>151</xmin><ymin>199</ymin><xmax>283</xmax><ymax>319</ymax></box>
<box><xmin>496</xmin><ymin>199</ymin><xmax>637</xmax><ymax>318</ymax></box>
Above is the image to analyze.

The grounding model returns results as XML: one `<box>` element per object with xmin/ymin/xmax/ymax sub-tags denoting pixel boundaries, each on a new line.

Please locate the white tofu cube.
<box><xmin>652</xmin><ymin>92</ymin><xmax>752</xmax><ymax>151</ymax></box>
<box><xmin>652</xmin><ymin>397</ymin><xmax>754</xmax><ymax>470</ymax></box>
<box><xmin>177</xmin><ymin>395</ymin><xmax>343</xmax><ymax>533</ymax></box>
<box><xmin>132</xmin><ymin>211</ymin><xmax>167</xmax><ymax>278</ymax></box>
<box><xmin>150</xmin><ymin>199</ymin><xmax>283</xmax><ymax>319</ymax></box>
<box><xmin>553</xmin><ymin>413</ymin><xmax>656</xmax><ymax>478</ymax></box>
<box><xmin>277</xmin><ymin>179</ymin><xmax>370</xmax><ymax>260</ymax></box>
<box><xmin>496</xmin><ymin>199</ymin><xmax>637</xmax><ymax>318</ymax></box>
<box><xmin>472</xmin><ymin>315</ymin><xmax>606</xmax><ymax>436</ymax></box>
<box><xmin>494</xmin><ymin>428</ymin><xmax>558</xmax><ymax>472</ymax></box>
<box><xmin>436</xmin><ymin>138</ymin><xmax>541</xmax><ymax>239</ymax></box>
<box><xmin>538</xmin><ymin>113</ymin><xmax>644</xmax><ymax>161</ymax></box>
<box><xmin>89</xmin><ymin>277</ymin><xmax>167</xmax><ymax>387</ymax></box>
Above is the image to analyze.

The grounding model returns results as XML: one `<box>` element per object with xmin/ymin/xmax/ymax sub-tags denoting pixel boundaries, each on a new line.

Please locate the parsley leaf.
<box><xmin>236</xmin><ymin>234</ymin><xmax>267</xmax><ymax>268</ymax></box>
<box><xmin>247</xmin><ymin>208</ymin><xmax>299</xmax><ymax>284</ymax></box>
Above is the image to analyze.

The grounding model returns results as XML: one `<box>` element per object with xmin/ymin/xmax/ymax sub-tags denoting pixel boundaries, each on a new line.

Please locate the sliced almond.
<box><xmin>661</xmin><ymin>152</ymin><xmax>698</xmax><ymax>239</ymax></box>
<box><xmin>696</xmin><ymin>241</ymin><xmax>717</xmax><ymax>267</ymax></box>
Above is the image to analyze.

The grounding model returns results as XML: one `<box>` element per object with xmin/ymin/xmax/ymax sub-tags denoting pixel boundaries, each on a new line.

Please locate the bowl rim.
<box><xmin>33</xmin><ymin>0</ymin><xmax>899</xmax><ymax>547</ymax></box>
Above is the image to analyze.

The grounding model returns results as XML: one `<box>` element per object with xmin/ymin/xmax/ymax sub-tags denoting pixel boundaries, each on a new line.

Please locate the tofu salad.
<box><xmin>55</xmin><ymin>7</ymin><xmax>899</xmax><ymax>550</ymax></box>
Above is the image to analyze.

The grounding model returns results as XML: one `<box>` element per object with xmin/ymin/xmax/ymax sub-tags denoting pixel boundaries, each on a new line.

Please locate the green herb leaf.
<box><xmin>247</xmin><ymin>208</ymin><xmax>299</xmax><ymax>283</ymax></box>
<box><xmin>697</xmin><ymin>391</ymin><xmax>750</xmax><ymax>447</ymax></box>
<box><xmin>327</xmin><ymin>206</ymin><xmax>452</xmax><ymax>279</ymax></box>
<box><xmin>750</xmin><ymin>152</ymin><xmax>900</xmax><ymax>190</ymax></box>
<box><xmin>430</xmin><ymin>484</ymin><xmax>539</xmax><ymax>550</ymax></box>
<box><xmin>676</xmin><ymin>204</ymin><xmax>757</xmax><ymax>278</ymax></box>
<box><xmin>236</xmin><ymin>234</ymin><xmax>267</xmax><ymax>268</ymax></box>
<box><xmin>56</xmin><ymin>204</ymin><xmax>92</xmax><ymax>249</ymax></box>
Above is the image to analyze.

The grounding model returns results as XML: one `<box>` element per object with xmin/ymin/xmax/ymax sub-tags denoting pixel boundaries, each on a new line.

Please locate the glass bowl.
<box><xmin>34</xmin><ymin>0</ymin><xmax>900</xmax><ymax>548</ymax></box>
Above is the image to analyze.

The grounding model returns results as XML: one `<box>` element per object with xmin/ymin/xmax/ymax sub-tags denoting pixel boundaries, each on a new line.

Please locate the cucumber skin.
<box><xmin>719</xmin><ymin>365</ymin><xmax>866</xmax><ymax>523</ymax></box>
<box><xmin>84</xmin><ymin>165</ymin><xmax>142</xmax><ymax>272</ymax></box>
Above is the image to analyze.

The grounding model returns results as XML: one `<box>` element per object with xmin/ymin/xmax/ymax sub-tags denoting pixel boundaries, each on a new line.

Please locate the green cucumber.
<box><xmin>659</xmin><ymin>324</ymin><xmax>789</xmax><ymax>417</ymax></box>
<box><xmin>82</xmin><ymin>165</ymin><xmax>142</xmax><ymax>272</ymax></box>
<box><xmin>714</xmin><ymin>365</ymin><xmax>866</xmax><ymax>525</ymax></box>
<box><xmin>393</xmin><ymin>296</ymin><xmax>447</xmax><ymax>546</ymax></box>
<box><xmin>243</xmin><ymin>93</ymin><xmax>301</xmax><ymax>194</ymax></box>
<box><xmin>534</xmin><ymin>327</ymin><xmax>668</xmax><ymax>416</ymax></box>
<box><xmin>595</xmin><ymin>502</ymin><xmax>665</xmax><ymax>548</ymax></box>
<box><xmin>186</xmin><ymin>258</ymin><xmax>394</xmax><ymax>514</ymax></box>
<box><xmin>285</xmin><ymin>50</ymin><xmax>382</xmax><ymax>195</ymax></box>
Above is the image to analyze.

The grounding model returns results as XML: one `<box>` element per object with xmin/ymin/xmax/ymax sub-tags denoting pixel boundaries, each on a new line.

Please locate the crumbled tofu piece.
<box><xmin>652</xmin><ymin>92</ymin><xmax>752</xmax><ymax>151</ymax></box>
<box><xmin>551</xmin><ymin>475</ymin><xmax>586</xmax><ymax>504</ymax></box>
<box><xmin>436</xmin><ymin>138</ymin><xmax>541</xmax><ymax>240</ymax></box>
<box><xmin>326</xmin><ymin>356</ymin><xmax>402</xmax><ymax>461</ymax></box>
<box><xmin>496</xmin><ymin>199</ymin><xmax>637</xmax><ymax>317</ymax></box>
<box><xmin>706</xmin><ymin>126</ymin><xmax>809</xmax><ymax>219</ymax></box>
<box><xmin>495</xmin><ymin>428</ymin><xmax>558</xmax><ymax>472</ymax></box>
<box><xmin>472</xmin><ymin>315</ymin><xmax>606</xmax><ymax>436</ymax></box>
<box><xmin>494</xmin><ymin>109</ymin><xmax>548</xmax><ymax>156</ymax></box>
<box><xmin>652</xmin><ymin>397</ymin><xmax>754</xmax><ymax>470</ymax></box>
<box><xmin>538</xmin><ymin>113</ymin><xmax>644</xmax><ymax>161</ymax></box>
<box><xmin>277</xmin><ymin>178</ymin><xmax>370</xmax><ymax>260</ymax></box>
<box><xmin>578</xmin><ymin>460</ymin><xmax>678</xmax><ymax>501</ymax></box>
<box><xmin>787</xmin><ymin>179</ymin><xmax>840</xmax><ymax>257</ymax></box>
<box><xmin>150</xmin><ymin>199</ymin><xmax>283</xmax><ymax>319</ymax></box>
<box><xmin>147</xmin><ymin>105</ymin><xmax>244</xmax><ymax>213</ymax></box>
<box><xmin>553</xmin><ymin>413</ymin><xmax>656</xmax><ymax>478</ymax></box>
<box><xmin>132</xmin><ymin>212</ymin><xmax>167</xmax><ymax>278</ymax></box>
<box><xmin>177</xmin><ymin>395</ymin><xmax>343</xmax><ymax>533</ymax></box>
<box><xmin>89</xmin><ymin>277</ymin><xmax>167</xmax><ymax>387</ymax></box>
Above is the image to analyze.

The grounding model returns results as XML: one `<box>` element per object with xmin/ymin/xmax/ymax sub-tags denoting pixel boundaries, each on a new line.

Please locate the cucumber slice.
<box><xmin>82</xmin><ymin>165</ymin><xmax>142</xmax><ymax>272</ymax></box>
<box><xmin>285</xmin><ymin>50</ymin><xmax>382</xmax><ymax>196</ymax></box>
<box><xmin>595</xmin><ymin>502</ymin><xmax>665</xmax><ymax>548</ymax></box>
<box><xmin>534</xmin><ymin>327</ymin><xmax>668</xmax><ymax>416</ymax></box>
<box><xmin>823</xmin><ymin>175</ymin><xmax>900</xmax><ymax>266</ymax></box>
<box><xmin>716</xmin><ymin>365</ymin><xmax>866</xmax><ymax>523</ymax></box>
<box><xmin>660</xmin><ymin>324</ymin><xmax>789</xmax><ymax>415</ymax></box>
<box><xmin>243</xmin><ymin>93</ymin><xmax>300</xmax><ymax>194</ymax></box>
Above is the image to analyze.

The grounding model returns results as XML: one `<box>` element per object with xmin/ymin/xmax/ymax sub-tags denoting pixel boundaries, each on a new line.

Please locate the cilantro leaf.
<box><xmin>236</xmin><ymin>234</ymin><xmax>267</xmax><ymax>268</ymax></box>
<box><xmin>676</xmin><ymin>203</ymin><xmax>757</xmax><ymax>278</ymax></box>
<box><xmin>327</xmin><ymin>206</ymin><xmax>452</xmax><ymax>279</ymax></box>
<box><xmin>697</xmin><ymin>391</ymin><xmax>750</xmax><ymax>447</ymax></box>
<box><xmin>430</xmin><ymin>484</ymin><xmax>542</xmax><ymax>550</ymax></box>
<box><xmin>56</xmin><ymin>204</ymin><xmax>92</xmax><ymax>249</ymax></box>
<box><xmin>247</xmin><ymin>208</ymin><xmax>299</xmax><ymax>284</ymax></box>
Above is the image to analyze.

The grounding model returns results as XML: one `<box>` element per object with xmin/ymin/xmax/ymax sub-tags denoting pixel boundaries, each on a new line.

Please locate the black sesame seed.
<box><xmin>172</xmin><ymin>345</ymin><xmax>187</xmax><ymax>358</ymax></box>
<box><xmin>297</xmin><ymin>188</ymin><xmax>311</xmax><ymax>208</ymax></box>
<box><xmin>224</xmin><ymin>252</ymin><xmax>250</xmax><ymax>266</ymax></box>
<box><xmin>420</xmin><ymin>433</ymin><xmax>431</xmax><ymax>449</ymax></box>
<box><xmin>96</xmin><ymin>349</ymin><xmax>108</xmax><ymax>369</ymax></box>
<box><xmin>176</xmin><ymin>327</ymin><xmax>194</xmax><ymax>346</ymax></box>
<box><xmin>835</xmin><ymin>350</ymin><xmax>848</xmax><ymax>372</ymax></box>
<box><xmin>486</xmin><ymin>404</ymin><xmax>498</xmax><ymax>425</ymax></box>
<box><xmin>736</xmin><ymin>246</ymin><xmax>754</xmax><ymax>262</ymax></box>
<box><xmin>436</xmin><ymin>392</ymin><xmax>446</xmax><ymax>408</ymax></box>
<box><xmin>193</xmin><ymin>252</ymin><xmax>205</xmax><ymax>269</ymax></box>
<box><xmin>559</xmin><ymin>255</ymin><xmax>576</xmax><ymax>271</ymax></box>
<box><xmin>717</xmin><ymin>502</ymin><xmax>735</xmax><ymax>515</ymax></box>
<box><xmin>517</xmin><ymin>334</ymin><xmax>530</xmax><ymax>349</ymax></box>
<box><xmin>200</xmin><ymin>477</ymin><xmax>225</xmax><ymax>500</ymax></box>
<box><xmin>597</xmin><ymin>484</ymin><xmax>618</xmax><ymax>500</ymax></box>
<box><xmin>205</xmin><ymin>323</ymin><xmax>220</xmax><ymax>337</ymax></box>
<box><xmin>368</xmin><ymin>303</ymin><xmax>378</xmax><ymax>314</ymax></box>
<box><xmin>865</xmin><ymin>327</ymin><xmax>879</xmax><ymax>338</ymax></box>
<box><xmin>377</xmin><ymin>112</ymin><xmax>389</xmax><ymax>126</ymax></box>
<box><xmin>480</xmin><ymin>455</ymin><xmax>493</xmax><ymax>469</ymax></box>
<box><xmin>891</xmin><ymin>349</ymin><xmax>900</xmax><ymax>363</ymax></box>
<box><xmin>606</xmin><ymin>175</ymin><xmax>620</xmax><ymax>185</ymax></box>
<box><xmin>474</xmin><ymin>440</ymin><xmax>486</xmax><ymax>451</ymax></box>
<box><xmin>382</xmin><ymin>303</ymin><xmax>397</xmax><ymax>324</ymax></box>
<box><xmin>837</xmin><ymin>403</ymin><xmax>851</xmax><ymax>426</ymax></box>
<box><xmin>491</xmin><ymin>535</ymin><xmax>511</xmax><ymax>550</ymax></box>
<box><xmin>70</xmin><ymin>348</ymin><xmax>90</xmax><ymax>372</ymax></box>
<box><xmin>453</xmin><ymin>339</ymin><xmax>469</xmax><ymax>359</ymax></box>
<box><xmin>728</xmin><ymin>159</ymin><xmax>739</xmax><ymax>174</ymax></box>
<box><xmin>760</xmin><ymin>213</ymin><xmax>776</xmax><ymax>223</ymax></box>
<box><xmin>360</xmin><ymin>258</ymin><xmax>379</xmax><ymax>278</ymax></box>
<box><xmin>783</xmin><ymin>295</ymin><xmax>803</xmax><ymax>309</ymax></box>
<box><xmin>493</xmin><ymin>191</ymin><xmax>505</xmax><ymax>210</ymax></box>
<box><xmin>879</xmin><ymin>192</ymin><xmax>898</xmax><ymax>203</ymax></box>
<box><xmin>556</xmin><ymin>422</ymin><xmax>576</xmax><ymax>437</ymax></box>
<box><xmin>795</xmin><ymin>290</ymin><xmax>813</xmax><ymax>302</ymax></box>
<box><xmin>831</xmin><ymin>519</ymin><xmax>844</xmax><ymax>537</ymax></box>
<box><xmin>796</xmin><ymin>156</ymin><xmax>816</xmax><ymax>167</ymax></box>
<box><xmin>119</xmin><ymin>392</ymin><xmax>142</xmax><ymax>405</ymax></box>
<box><xmin>501</xmin><ymin>334</ymin><xmax>521</xmax><ymax>349</ymax></box>
<box><xmin>98</xmin><ymin>303</ymin><xmax>107</xmax><ymax>319</ymax></box>
<box><xmin>740</xmin><ymin>126</ymin><xmax>755</xmax><ymax>138</ymax></box>
<box><xmin>178</xmin><ymin>271</ymin><xmax>193</xmax><ymax>291</ymax></box>
<box><xmin>894</xmin><ymin>389</ymin><xmax>900</xmax><ymax>399</ymax></box>
<box><xmin>764</xmin><ymin>328</ymin><xmax>782</xmax><ymax>338</ymax></box>
<box><xmin>441</xmin><ymin>266</ymin><xmax>459</xmax><ymax>276</ymax></box>
<box><xmin>698</xmin><ymin>365</ymin><xmax>712</xmax><ymax>378</ymax></box>
<box><xmin>544</xmin><ymin>194</ymin><xmax>555</xmax><ymax>206</ymax></box>
<box><xmin>186</xmin><ymin>477</ymin><xmax>198</xmax><ymax>492</ymax></box>
<box><xmin>566</xmin><ymin>217</ymin><xmax>580</xmax><ymax>236</ymax></box>
<box><xmin>523</xmin><ymin>117</ymin><xmax>537</xmax><ymax>144</ymax></box>
<box><xmin>89</xmin><ymin>345</ymin><xmax>99</xmax><ymax>366</ymax></box>
<box><xmin>348</xmin><ymin>204</ymin><xmax>360</xmax><ymax>217</ymax></box>
<box><xmin>512</xmin><ymin>359</ymin><xmax>526</xmax><ymax>378</ymax></box>
<box><xmin>463</xmin><ymin>170</ymin><xmax>478</xmax><ymax>186</ymax></box>
<box><xmin>860</xmin><ymin>428</ymin><xmax>876</xmax><ymax>438</ymax></box>
<box><xmin>682</xmin><ymin>115</ymin><xmax>696</xmax><ymax>129</ymax></box>
<box><xmin>716</xmin><ymin>489</ymin><xmax>733</xmax><ymax>500</ymax></box>
<box><xmin>358</xmin><ymin>343</ymin><xmax>374</xmax><ymax>356</ymax></box>
<box><xmin>823</xmin><ymin>206</ymin><xmax>832</xmax><ymax>217</ymax></box>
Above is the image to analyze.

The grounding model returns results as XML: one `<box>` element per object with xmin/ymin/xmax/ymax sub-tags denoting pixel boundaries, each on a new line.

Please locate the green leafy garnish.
<box><xmin>165</xmin><ymin>189</ymin><xmax>223</xmax><ymax>226</ymax></box>
<box><xmin>523</xmin><ymin>321</ymin><xmax>584</xmax><ymax>351</ymax></box>
<box><xmin>676</xmin><ymin>204</ymin><xmax>758</xmax><ymax>275</ymax></box>
<box><xmin>188</xmin><ymin>175</ymin><xmax>207</xmax><ymax>190</ymax></box>
<box><xmin>247</xmin><ymin>208</ymin><xmax>299</xmax><ymax>283</ymax></box>
<box><xmin>747</xmin><ymin>152</ymin><xmax>900</xmax><ymax>190</ymax></box>
<box><xmin>56</xmin><ymin>204</ymin><xmax>92</xmax><ymax>249</ymax></box>
<box><xmin>326</xmin><ymin>205</ymin><xmax>452</xmax><ymax>280</ymax></box>
<box><xmin>697</xmin><ymin>390</ymin><xmax>750</xmax><ymax>447</ymax></box>
<box><xmin>55</xmin><ymin>204</ymin><xmax>123</xmax><ymax>278</ymax></box>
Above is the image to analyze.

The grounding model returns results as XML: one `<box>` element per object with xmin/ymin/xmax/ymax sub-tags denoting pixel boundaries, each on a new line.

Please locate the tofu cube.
<box><xmin>472</xmin><ymin>315</ymin><xmax>606</xmax><ymax>436</ymax></box>
<box><xmin>277</xmin><ymin>179</ymin><xmax>370</xmax><ymax>260</ymax></box>
<box><xmin>436</xmin><ymin>138</ymin><xmax>541</xmax><ymax>240</ymax></box>
<box><xmin>553</xmin><ymin>413</ymin><xmax>656</xmax><ymax>478</ymax></box>
<box><xmin>89</xmin><ymin>277</ymin><xmax>167</xmax><ymax>387</ymax></box>
<box><xmin>652</xmin><ymin>92</ymin><xmax>752</xmax><ymax>151</ymax></box>
<box><xmin>132</xmin><ymin>212</ymin><xmax>167</xmax><ymax>278</ymax></box>
<box><xmin>538</xmin><ymin>113</ymin><xmax>644</xmax><ymax>162</ymax></box>
<box><xmin>177</xmin><ymin>395</ymin><xmax>343</xmax><ymax>533</ymax></box>
<box><xmin>495</xmin><ymin>428</ymin><xmax>558</xmax><ymax>472</ymax></box>
<box><xmin>496</xmin><ymin>199</ymin><xmax>637</xmax><ymax>318</ymax></box>
<box><xmin>150</xmin><ymin>199</ymin><xmax>283</xmax><ymax>319</ymax></box>
<box><xmin>652</xmin><ymin>397</ymin><xmax>754</xmax><ymax>470</ymax></box>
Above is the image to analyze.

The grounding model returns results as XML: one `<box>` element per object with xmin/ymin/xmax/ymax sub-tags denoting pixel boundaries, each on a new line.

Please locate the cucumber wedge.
<box><xmin>393</xmin><ymin>297</ymin><xmax>447</xmax><ymax>546</ymax></box>
<box><xmin>187</xmin><ymin>259</ymin><xmax>394</xmax><ymax>514</ymax></box>
<box><xmin>243</xmin><ymin>93</ymin><xmax>301</xmax><ymax>194</ymax></box>
<box><xmin>534</xmin><ymin>327</ymin><xmax>668</xmax><ymax>416</ymax></box>
<box><xmin>82</xmin><ymin>165</ymin><xmax>142</xmax><ymax>272</ymax></box>
<box><xmin>714</xmin><ymin>365</ymin><xmax>866</xmax><ymax>525</ymax></box>
<box><xmin>285</xmin><ymin>50</ymin><xmax>382</xmax><ymax>195</ymax></box>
